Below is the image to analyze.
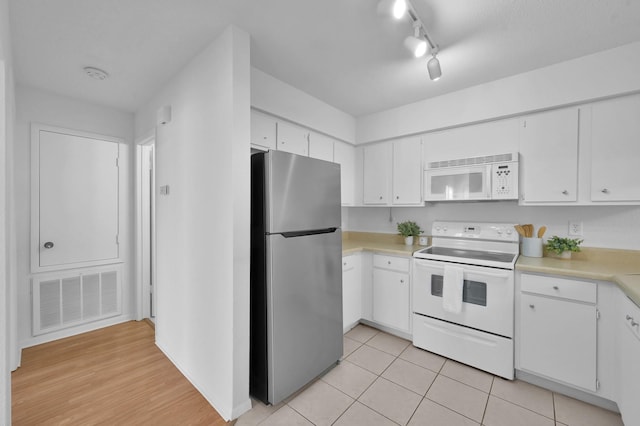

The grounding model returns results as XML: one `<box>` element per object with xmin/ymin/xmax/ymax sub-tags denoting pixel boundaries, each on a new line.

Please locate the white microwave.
<box><xmin>424</xmin><ymin>153</ymin><xmax>519</xmax><ymax>201</ymax></box>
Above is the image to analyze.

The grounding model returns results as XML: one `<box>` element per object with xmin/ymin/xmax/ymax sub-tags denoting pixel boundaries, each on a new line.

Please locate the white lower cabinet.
<box><xmin>342</xmin><ymin>254</ymin><xmax>362</xmax><ymax>332</ymax></box>
<box><xmin>618</xmin><ymin>292</ymin><xmax>640</xmax><ymax>426</ymax></box>
<box><xmin>518</xmin><ymin>274</ymin><xmax>597</xmax><ymax>391</ymax></box>
<box><xmin>372</xmin><ymin>254</ymin><xmax>411</xmax><ymax>333</ymax></box>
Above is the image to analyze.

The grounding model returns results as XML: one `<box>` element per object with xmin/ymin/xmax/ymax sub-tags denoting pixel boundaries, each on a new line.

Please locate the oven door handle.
<box><xmin>468</xmin><ymin>270</ymin><xmax>512</xmax><ymax>279</ymax></box>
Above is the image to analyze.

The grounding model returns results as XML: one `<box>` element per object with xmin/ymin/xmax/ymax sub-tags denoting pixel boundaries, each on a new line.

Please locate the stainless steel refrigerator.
<box><xmin>250</xmin><ymin>150</ymin><xmax>343</xmax><ymax>405</ymax></box>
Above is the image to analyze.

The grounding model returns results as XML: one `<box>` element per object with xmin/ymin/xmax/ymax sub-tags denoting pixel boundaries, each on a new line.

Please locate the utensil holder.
<box><xmin>522</xmin><ymin>237</ymin><xmax>543</xmax><ymax>258</ymax></box>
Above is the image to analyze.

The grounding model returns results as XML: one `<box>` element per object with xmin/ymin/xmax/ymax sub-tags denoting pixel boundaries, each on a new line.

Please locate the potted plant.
<box><xmin>397</xmin><ymin>221</ymin><xmax>423</xmax><ymax>246</ymax></box>
<box><xmin>545</xmin><ymin>236</ymin><xmax>583</xmax><ymax>259</ymax></box>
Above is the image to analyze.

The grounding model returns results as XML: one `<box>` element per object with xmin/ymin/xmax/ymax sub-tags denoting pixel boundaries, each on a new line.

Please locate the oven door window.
<box><xmin>430</xmin><ymin>275</ymin><xmax>487</xmax><ymax>306</ymax></box>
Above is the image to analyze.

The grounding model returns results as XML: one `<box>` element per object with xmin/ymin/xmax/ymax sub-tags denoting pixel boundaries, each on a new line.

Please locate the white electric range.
<box><xmin>412</xmin><ymin>221</ymin><xmax>519</xmax><ymax>379</ymax></box>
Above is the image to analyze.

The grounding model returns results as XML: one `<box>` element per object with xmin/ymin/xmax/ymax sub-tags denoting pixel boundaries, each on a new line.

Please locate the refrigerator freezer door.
<box><xmin>266</xmin><ymin>151</ymin><xmax>341</xmax><ymax>233</ymax></box>
<box><xmin>267</xmin><ymin>229</ymin><xmax>343</xmax><ymax>404</ymax></box>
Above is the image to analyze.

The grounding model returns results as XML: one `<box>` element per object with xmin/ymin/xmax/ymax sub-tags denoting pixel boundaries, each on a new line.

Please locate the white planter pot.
<box><xmin>404</xmin><ymin>236</ymin><xmax>414</xmax><ymax>246</ymax></box>
<box><xmin>559</xmin><ymin>251</ymin><xmax>572</xmax><ymax>259</ymax></box>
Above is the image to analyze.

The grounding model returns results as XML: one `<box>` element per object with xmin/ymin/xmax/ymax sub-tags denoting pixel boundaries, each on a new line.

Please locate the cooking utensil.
<box><xmin>514</xmin><ymin>225</ymin><xmax>526</xmax><ymax>237</ymax></box>
<box><xmin>537</xmin><ymin>226</ymin><xmax>547</xmax><ymax>238</ymax></box>
<box><xmin>523</xmin><ymin>224</ymin><xmax>533</xmax><ymax>238</ymax></box>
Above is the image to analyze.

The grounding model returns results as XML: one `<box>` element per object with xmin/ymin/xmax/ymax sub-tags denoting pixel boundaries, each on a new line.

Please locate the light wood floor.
<box><xmin>12</xmin><ymin>321</ymin><xmax>229</xmax><ymax>425</ymax></box>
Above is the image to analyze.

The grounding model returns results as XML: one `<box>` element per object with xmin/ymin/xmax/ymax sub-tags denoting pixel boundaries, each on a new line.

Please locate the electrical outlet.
<box><xmin>569</xmin><ymin>221</ymin><xmax>583</xmax><ymax>236</ymax></box>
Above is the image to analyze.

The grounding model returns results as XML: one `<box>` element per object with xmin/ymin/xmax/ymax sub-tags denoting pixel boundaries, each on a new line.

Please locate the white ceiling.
<box><xmin>9</xmin><ymin>0</ymin><xmax>640</xmax><ymax>117</ymax></box>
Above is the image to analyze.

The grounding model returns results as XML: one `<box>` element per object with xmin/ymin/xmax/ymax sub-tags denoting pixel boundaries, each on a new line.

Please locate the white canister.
<box><xmin>522</xmin><ymin>237</ymin><xmax>543</xmax><ymax>258</ymax></box>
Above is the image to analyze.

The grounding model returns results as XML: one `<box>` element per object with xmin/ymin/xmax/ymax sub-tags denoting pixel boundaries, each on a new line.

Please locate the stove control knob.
<box><xmin>497</xmin><ymin>228</ymin><xmax>503</xmax><ymax>235</ymax></box>
<box><xmin>506</xmin><ymin>228</ymin><xmax>513</xmax><ymax>235</ymax></box>
<box><xmin>443</xmin><ymin>226</ymin><xmax>448</xmax><ymax>232</ymax></box>
<box><xmin>435</xmin><ymin>226</ymin><xmax>441</xmax><ymax>232</ymax></box>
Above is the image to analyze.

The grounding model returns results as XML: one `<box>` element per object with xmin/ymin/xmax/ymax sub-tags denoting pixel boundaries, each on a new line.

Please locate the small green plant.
<box><xmin>545</xmin><ymin>236</ymin><xmax>583</xmax><ymax>254</ymax></box>
<box><xmin>397</xmin><ymin>221</ymin><xmax>423</xmax><ymax>237</ymax></box>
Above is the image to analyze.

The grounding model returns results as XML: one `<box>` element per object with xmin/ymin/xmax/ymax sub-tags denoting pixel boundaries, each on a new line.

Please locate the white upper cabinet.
<box><xmin>277</xmin><ymin>121</ymin><xmax>309</xmax><ymax>156</ymax></box>
<box><xmin>519</xmin><ymin>108</ymin><xmax>579</xmax><ymax>204</ymax></box>
<box><xmin>363</xmin><ymin>138</ymin><xmax>422</xmax><ymax>206</ymax></box>
<box><xmin>363</xmin><ymin>143</ymin><xmax>392</xmax><ymax>205</ymax></box>
<box><xmin>308</xmin><ymin>132</ymin><xmax>334</xmax><ymax>162</ymax></box>
<box><xmin>589</xmin><ymin>95</ymin><xmax>640</xmax><ymax>202</ymax></box>
<box><xmin>392</xmin><ymin>137</ymin><xmax>423</xmax><ymax>205</ymax></box>
<box><xmin>334</xmin><ymin>141</ymin><xmax>355</xmax><ymax>206</ymax></box>
<box><xmin>250</xmin><ymin>110</ymin><xmax>277</xmax><ymax>150</ymax></box>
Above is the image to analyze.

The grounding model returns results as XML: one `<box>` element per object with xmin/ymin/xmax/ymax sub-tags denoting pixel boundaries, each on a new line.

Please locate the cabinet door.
<box><xmin>250</xmin><ymin>110</ymin><xmax>277</xmax><ymax>150</ymax></box>
<box><xmin>618</xmin><ymin>295</ymin><xmax>640</xmax><ymax>426</ymax></box>
<box><xmin>334</xmin><ymin>141</ymin><xmax>355</xmax><ymax>206</ymax></box>
<box><xmin>363</xmin><ymin>143</ymin><xmax>391</xmax><ymax>205</ymax></box>
<box><xmin>519</xmin><ymin>108</ymin><xmax>579</xmax><ymax>203</ymax></box>
<box><xmin>372</xmin><ymin>268</ymin><xmax>410</xmax><ymax>332</ymax></box>
<box><xmin>277</xmin><ymin>122</ymin><xmax>308</xmax><ymax>156</ymax></box>
<box><xmin>590</xmin><ymin>95</ymin><xmax>640</xmax><ymax>201</ymax></box>
<box><xmin>392</xmin><ymin>137</ymin><xmax>422</xmax><ymax>205</ymax></box>
<box><xmin>308</xmin><ymin>132</ymin><xmax>334</xmax><ymax>162</ymax></box>
<box><xmin>519</xmin><ymin>293</ymin><xmax>596</xmax><ymax>390</ymax></box>
<box><xmin>342</xmin><ymin>255</ymin><xmax>362</xmax><ymax>331</ymax></box>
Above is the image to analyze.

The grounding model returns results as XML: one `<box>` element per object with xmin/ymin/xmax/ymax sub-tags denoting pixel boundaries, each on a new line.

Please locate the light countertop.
<box><xmin>342</xmin><ymin>232</ymin><xmax>640</xmax><ymax>307</ymax></box>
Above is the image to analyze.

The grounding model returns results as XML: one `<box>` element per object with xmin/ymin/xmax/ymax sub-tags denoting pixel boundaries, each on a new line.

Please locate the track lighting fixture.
<box><xmin>379</xmin><ymin>0</ymin><xmax>443</xmax><ymax>81</ymax></box>
<box><xmin>392</xmin><ymin>0</ymin><xmax>407</xmax><ymax>19</ymax></box>
<box><xmin>404</xmin><ymin>22</ymin><xmax>427</xmax><ymax>58</ymax></box>
<box><xmin>427</xmin><ymin>50</ymin><xmax>442</xmax><ymax>81</ymax></box>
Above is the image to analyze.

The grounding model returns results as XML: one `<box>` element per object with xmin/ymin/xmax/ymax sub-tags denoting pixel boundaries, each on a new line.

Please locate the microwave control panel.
<box><xmin>491</xmin><ymin>161</ymin><xmax>519</xmax><ymax>199</ymax></box>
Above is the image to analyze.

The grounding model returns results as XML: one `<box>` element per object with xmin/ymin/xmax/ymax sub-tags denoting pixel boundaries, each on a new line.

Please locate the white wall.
<box><xmin>0</xmin><ymin>0</ymin><xmax>15</xmax><ymax>419</ymax></box>
<box><xmin>357</xmin><ymin>41</ymin><xmax>640</xmax><ymax>143</ymax></box>
<box><xmin>251</xmin><ymin>67</ymin><xmax>356</xmax><ymax>144</ymax></box>
<box><xmin>134</xmin><ymin>26</ymin><xmax>251</xmax><ymax>420</ymax></box>
<box><xmin>347</xmin><ymin>204</ymin><xmax>640</xmax><ymax>250</ymax></box>
<box><xmin>13</xmin><ymin>85</ymin><xmax>135</xmax><ymax>349</ymax></box>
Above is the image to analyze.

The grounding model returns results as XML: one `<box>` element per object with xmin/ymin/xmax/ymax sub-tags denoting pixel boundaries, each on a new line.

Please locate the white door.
<box><xmin>392</xmin><ymin>137</ymin><xmax>422</xmax><ymax>205</ymax></box>
<box><xmin>590</xmin><ymin>95</ymin><xmax>640</xmax><ymax>201</ymax></box>
<box><xmin>363</xmin><ymin>143</ymin><xmax>391</xmax><ymax>205</ymax></box>
<box><xmin>277</xmin><ymin>122</ymin><xmax>309</xmax><ymax>156</ymax></box>
<box><xmin>34</xmin><ymin>127</ymin><xmax>120</xmax><ymax>271</ymax></box>
<box><xmin>519</xmin><ymin>108</ymin><xmax>579</xmax><ymax>203</ymax></box>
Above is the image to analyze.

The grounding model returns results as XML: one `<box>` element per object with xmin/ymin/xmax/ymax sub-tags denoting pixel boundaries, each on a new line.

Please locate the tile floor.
<box><xmin>237</xmin><ymin>324</ymin><xmax>624</xmax><ymax>426</ymax></box>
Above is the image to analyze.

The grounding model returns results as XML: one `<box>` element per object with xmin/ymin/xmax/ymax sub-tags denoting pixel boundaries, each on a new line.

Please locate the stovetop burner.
<box><xmin>413</xmin><ymin>221</ymin><xmax>520</xmax><ymax>269</ymax></box>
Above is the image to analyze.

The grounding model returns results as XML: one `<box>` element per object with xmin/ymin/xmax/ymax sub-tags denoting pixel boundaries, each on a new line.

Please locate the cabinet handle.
<box><xmin>396</xmin><ymin>196</ymin><xmax>399</xmax><ymax>200</ymax></box>
<box><xmin>529</xmin><ymin>304</ymin><xmax>535</xmax><ymax>309</ymax></box>
<box><xmin>553</xmin><ymin>286</ymin><xmax>559</xmax><ymax>290</ymax></box>
<box><xmin>43</xmin><ymin>241</ymin><xmax>54</xmax><ymax>249</ymax></box>
<box><xmin>629</xmin><ymin>315</ymin><xmax>639</xmax><ymax>327</ymax></box>
<box><xmin>343</xmin><ymin>262</ymin><xmax>347</xmax><ymax>266</ymax></box>
<box><xmin>388</xmin><ymin>261</ymin><xmax>391</xmax><ymax>265</ymax></box>
<box><xmin>379</xmin><ymin>196</ymin><xmax>383</xmax><ymax>200</ymax></box>
<box><xmin>601</xmin><ymin>188</ymin><xmax>609</xmax><ymax>194</ymax></box>
<box><xmin>400</xmin><ymin>279</ymin><xmax>404</xmax><ymax>284</ymax></box>
<box><xmin>562</xmin><ymin>190</ymin><xmax>569</xmax><ymax>195</ymax></box>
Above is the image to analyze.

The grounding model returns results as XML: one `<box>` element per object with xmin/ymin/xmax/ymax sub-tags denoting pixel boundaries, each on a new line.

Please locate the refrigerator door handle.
<box><xmin>276</xmin><ymin>228</ymin><xmax>338</xmax><ymax>238</ymax></box>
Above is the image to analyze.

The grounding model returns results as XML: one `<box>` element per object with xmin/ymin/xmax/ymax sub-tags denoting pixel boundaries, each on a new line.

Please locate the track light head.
<box><xmin>404</xmin><ymin>35</ymin><xmax>427</xmax><ymax>58</ymax></box>
<box><xmin>392</xmin><ymin>0</ymin><xmax>407</xmax><ymax>19</ymax></box>
<box><xmin>428</xmin><ymin>53</ymin><xmax>442</xmax><ymax>81</ymax></box>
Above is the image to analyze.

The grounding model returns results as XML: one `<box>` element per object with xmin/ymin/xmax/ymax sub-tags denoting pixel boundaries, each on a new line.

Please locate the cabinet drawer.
<box><xmin>521</xmin><ymin>274</ymin><xmax>596</xmax><ymax>303</ymax></box>
<box><xmin>373</xmin><ymin>254</ymin><xmax>409</xmax><ymax>272</ymax></box>
<box><xmin>342</xmin><ymin>255</ymin><xmax>356</xmax><ymax>271</ymax></box>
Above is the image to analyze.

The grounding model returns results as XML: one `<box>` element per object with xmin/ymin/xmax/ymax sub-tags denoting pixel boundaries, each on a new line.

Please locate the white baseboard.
<box><xmin>19</xmin><ymin>314</ymin><xmax>134</xmax><ymax>352</ymax></box>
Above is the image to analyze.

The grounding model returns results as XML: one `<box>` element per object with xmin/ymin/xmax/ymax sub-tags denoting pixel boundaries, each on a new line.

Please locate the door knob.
<box><xmin>43</xmin><ymin>242</ymin><xmax>54</xmax><ymax>249</ymax></box>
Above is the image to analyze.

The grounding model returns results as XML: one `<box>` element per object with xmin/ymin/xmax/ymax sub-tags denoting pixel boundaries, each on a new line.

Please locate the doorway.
<box><xmin>140</xmin><ymin>142</ymin><xmax>156</xmax><ymax>321</ymax></box>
